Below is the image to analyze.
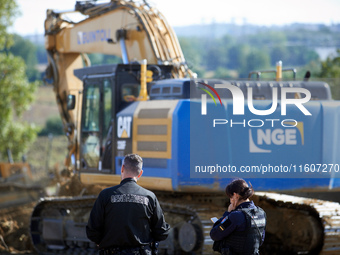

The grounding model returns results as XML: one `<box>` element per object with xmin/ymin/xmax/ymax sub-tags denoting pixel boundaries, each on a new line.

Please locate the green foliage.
<box><xmin>1</xmin><ymin>122</ymin><xmax>38</xmax><ymax>161</ymax></box>
<box><xmin>178</xmin><ymin>37</ymin><xmax>206</xmax><ymax>77</ymax></box>
<box><xmin>0</xmin><ymin>0</ymin><xmax>18</xmax><ymax>50</ymax></box>
<box><xmin>318</xmin><ymin>49</ymin><xmax>340</xmax><ymax>78</ymax></box>
<box><xmin>296</xmin><ymin>61</ymin><xmax>322</xmax><ymax>80</ymax></box>
<box><xmin>214</xmin><ymin>67</ymin><xmax>233</xmax><ymax>79</ymax></box>
<box><xmin>0</xmin><ymin>53</ymin><xmax>36</xmax><ymax>118</ymax></box>
<box><xmin>0</xmin><ymin>53</ymin><xmax>38</xmax><ymax>160</ymax></box>
<box><xmin>317</xmin><ymin>49</ymin><xmax>340</xmax><ymax>100</ymax></box>
<box><xmin>241</xmin><ymin>48</ymin><xmax>271</xmax><ymax>77</ymax></box>
<box><xmin>38</xmin><ymin>116</ymin><xmax>64</xmax><ymax>136</ymax></box>
<box><xmin>87</xmin><ymin>53</ymin><xmax>122</xmax><ymax>65</ymax></box>
<box><xmin>36</xmin><ymin>44</ymin><xmax>47</xmax><ymax>63</ymax></box>
<box><xmin>283</xmin><ymin>46</ymin><xmax>319</xmax><ymax>66</ymax></box>
<box><xmin>179</xmin><ymin>37</ymin><xmax>203</xmax><ymax>68</ymax></box>
<box><xmin>177</xmin><ymin>28</ymin><xmax>324</xmax><ymax>78</ymax></box>
<box><xmin>246</xmin><ymin>31</ymin><xmax>287</xmax><ymax>48</ymax></box>
<box><xmin>190</xmin><ymin>65</ymin><xmax>206</xmax><ymax>78</ymax></box>
<box><xmin>9</xmin><ymin>34</ymin><xmax>40</xmax><ymax>82</ymax></box>
<box><xmin>227</xmin><ymin>44</ymin><xmax>250</xmax><ymax>71</ymax></box>
<box><xmin>0</xmin><ymin>0</ymin><xmax>38</xmax><ymax>161</ymax></box>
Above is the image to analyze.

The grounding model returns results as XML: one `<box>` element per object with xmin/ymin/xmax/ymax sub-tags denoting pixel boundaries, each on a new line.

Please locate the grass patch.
<box><xmin>26</xmin><ymin>135</ymin><xmax>68</xmax><ymax>181</ymax></box>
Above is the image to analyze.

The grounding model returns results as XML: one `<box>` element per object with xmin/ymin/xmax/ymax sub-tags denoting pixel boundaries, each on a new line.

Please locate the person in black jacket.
<box><xmin>210</xmin><ymin>178</ymin><xmax>266</xmax><ymax>255</ymax></box>
<box><xmin>86</xmin><ymin>154</ymin><xmax>170</xmax><ymax>255</ymax></box>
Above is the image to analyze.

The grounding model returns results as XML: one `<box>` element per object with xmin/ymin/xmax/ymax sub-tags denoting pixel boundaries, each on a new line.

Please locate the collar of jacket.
<box><xmin>120</xmin><ymin>177</ymin><xmax>137</xmax><ymax>184</ymax></box>
<box><xmin>235</xmin><ymin>201</ymin><xmax>255</xmax><ymax>210</ymax></box>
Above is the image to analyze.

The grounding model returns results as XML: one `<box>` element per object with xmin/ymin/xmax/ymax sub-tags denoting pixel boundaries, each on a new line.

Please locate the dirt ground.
<box><xmin>0</xmin><ymin>202</ymin><xmax>36</xmax><ymax>254</ymax></box>
<box><xmin>0</xmin><ymin>175</ymin><xmax>102</xmax><ymax>254</ymax></box>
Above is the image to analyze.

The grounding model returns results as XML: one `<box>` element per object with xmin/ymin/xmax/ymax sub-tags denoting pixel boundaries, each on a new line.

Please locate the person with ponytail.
<box><xmin>210</xmin><ymin>178</ymin><xmax>266</xmax><ymax>255</ymax></box>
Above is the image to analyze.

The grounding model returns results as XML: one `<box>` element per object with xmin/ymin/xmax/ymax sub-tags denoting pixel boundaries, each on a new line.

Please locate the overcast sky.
<box><xmin>11</xmin><ymin>0</ymin><xmax>340</xmax><ymax>36</ymax></box>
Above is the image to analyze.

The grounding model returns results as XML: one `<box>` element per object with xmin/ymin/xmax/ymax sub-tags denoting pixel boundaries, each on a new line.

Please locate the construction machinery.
<box><xmin>0</xmin><ymin>150</ymin><xmax>44</xmax><ymax>209</ymax></box>
<box><xmin>30</xmin><ymin>1</ymin><xmax>340</xmax><ymax>254</ymax></box>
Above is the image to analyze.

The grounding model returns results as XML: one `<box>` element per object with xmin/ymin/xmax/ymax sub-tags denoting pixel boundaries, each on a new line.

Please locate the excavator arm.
<box><xmin>44</xmin><ymin>0</ymin><xmax>193</xmax><ymax>168</ymax></box>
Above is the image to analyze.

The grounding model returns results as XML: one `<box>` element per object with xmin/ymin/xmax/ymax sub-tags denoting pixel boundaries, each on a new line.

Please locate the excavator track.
<box><xmin>29</xmin><ymin>192</ymin><xmax>340</xmax><ymax>254</ymax></box>
<box><xmin>254</xmin><ymin>192</ymin><xmax>340</xmax><ymax>255</ymax></box>
<box><xmin>156</xmin><ymin>193</ymin><xmax>226</xmax><ymax>254</ymax></box>
<box><xmin>30</xmin><ymin>196</ymin><xmax>98</xmax><ymax>255</ymax></box>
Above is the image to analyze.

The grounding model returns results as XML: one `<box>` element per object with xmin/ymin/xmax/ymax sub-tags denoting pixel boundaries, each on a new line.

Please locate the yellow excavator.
<box><xmin>0</xmin><ymin>149</ymin><xmax>43</xmax><ymax>209</ymax></box>
<box><xmin>43</xmin><ymin>0</ymin><xmax>193</xmax><ymax>169</ymax></box>
<box><xmin>30</xmin><ymin>1</ymin><xmax>340</xmax><ymax>254</ymax></box>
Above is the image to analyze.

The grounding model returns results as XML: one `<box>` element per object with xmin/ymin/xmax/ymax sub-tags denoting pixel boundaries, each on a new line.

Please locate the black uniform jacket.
<box><xmin>86</xmin><ymin>178</ymin><xmax>170</xmax><ymax>249</ymax></box>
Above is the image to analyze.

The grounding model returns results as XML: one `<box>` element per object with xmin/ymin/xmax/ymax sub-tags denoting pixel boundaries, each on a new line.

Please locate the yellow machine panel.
<box><xmin>133</xmin><ymin>100</ymin><xmax>178</xmax><ymax>159</ymax></box>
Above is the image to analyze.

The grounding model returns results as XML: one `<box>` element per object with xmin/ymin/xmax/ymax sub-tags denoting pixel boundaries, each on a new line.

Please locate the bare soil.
<box><xmin>0</xmin><ymin>203</ymin><xmax>37</xmax><ymax>254</ymax></box>
<box><xmin>0</xmin><ymin>175</ymin><xmax>103</xmax><ymax>254</ymax></box>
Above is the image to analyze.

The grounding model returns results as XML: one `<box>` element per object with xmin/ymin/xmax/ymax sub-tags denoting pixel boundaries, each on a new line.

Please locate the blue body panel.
<box><xmin>187</xmin><ymin>99</ymin><xmax>340</xmax><ymax>191</ymax></box>
<box><xmin>116</xmin><ymin>99</ymin><xmax>340</xmax><ymax>192</ymax></box>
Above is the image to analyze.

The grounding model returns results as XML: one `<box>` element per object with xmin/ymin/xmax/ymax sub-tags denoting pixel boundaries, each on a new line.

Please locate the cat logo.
<box><xmin>117</xmin><ymin>116</ymin><xmax>132</xmax><ymax>138</ymax></box>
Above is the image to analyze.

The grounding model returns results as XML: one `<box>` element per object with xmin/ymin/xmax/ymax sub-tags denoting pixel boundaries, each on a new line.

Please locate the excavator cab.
<box><xmin>80</xmin><ymin>77</ymin><xmax>112</xmax><ymax>171</ymax></box>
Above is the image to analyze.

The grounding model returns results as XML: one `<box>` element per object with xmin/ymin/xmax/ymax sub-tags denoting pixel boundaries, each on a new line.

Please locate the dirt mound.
<box><xmin>0</xmin><ymin>203</ymin><xmax>36</xmax><ymax>254</ymax></box>
<box><xmin>58</xmin><ymin>174</ymin><xmax>103</xmax><ymax>196</ymax></box>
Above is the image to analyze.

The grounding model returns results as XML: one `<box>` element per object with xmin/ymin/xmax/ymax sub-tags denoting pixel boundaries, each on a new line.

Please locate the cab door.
<box><xmin>80</xmin><ymin>76</ymin><xmax>114</xmax><ymax>173</ymax></box>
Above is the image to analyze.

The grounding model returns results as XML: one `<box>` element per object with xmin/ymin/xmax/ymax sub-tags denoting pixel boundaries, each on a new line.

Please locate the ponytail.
<box><xmin>225</xmin><ymin>179</ymin><xmax>254</xmax><ymax>200</ymax></box>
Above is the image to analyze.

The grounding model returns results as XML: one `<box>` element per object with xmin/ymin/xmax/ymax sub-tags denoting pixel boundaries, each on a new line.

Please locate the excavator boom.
<box><xmin>44</xmin><ymin>0</ymin><xmax>192</xmax><ymax>167</ymax></box>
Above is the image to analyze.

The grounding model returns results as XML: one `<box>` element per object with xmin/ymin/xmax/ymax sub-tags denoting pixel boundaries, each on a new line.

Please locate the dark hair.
<box><xmin>123</xmin><ymin>154</ymin><xmax>143</xmax><ymax>176</ymax></box>
<box><xmin>225</xmin><ymin>178</ymin><xmax>254</xmax><ymax>200</ymax></box>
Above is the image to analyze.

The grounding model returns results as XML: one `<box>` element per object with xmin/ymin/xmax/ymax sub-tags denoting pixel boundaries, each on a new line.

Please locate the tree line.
<box><xmin>10</xmin><ymin>29</ymin><xmax>340</xmax><ymax>82</ymax></box>
<box><xmin>179</xmin><ymin>33</ymin><xmax>334</xmax><ymax>79</ymax></box>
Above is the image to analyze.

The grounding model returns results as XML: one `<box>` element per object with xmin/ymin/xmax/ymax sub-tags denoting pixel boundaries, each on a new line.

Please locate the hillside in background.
<box><xmin>21</xmin><ymin>22</ymin><xmax>340</xmax><ymax>83</ymax></box>
<box><xmin>25</xmin><ymin>22</ymin><xmax>340</xmax><ymax>43</ymax></box>
<box><xmin>22</xmin><ymin>85</ymin><xmax>59</xmax><ymax>126</ymax></box>
<box><xmin>174</xmin><ymin>22</ymin><xmax>340</xmax><ymax>39</ymax></box>
<box><xmin>25</xmin><ymin>22</ymin><xmax>340</xmax><ymax>61</ymax></box>
<box><xmin>22</xmin><ymin>86</ymin><xmax>67</xmax><ymax>178</ymax></box>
